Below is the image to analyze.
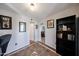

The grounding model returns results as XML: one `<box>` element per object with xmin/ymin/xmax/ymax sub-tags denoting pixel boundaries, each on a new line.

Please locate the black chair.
<box><xmin>0</xmin><ymin>34</ymin><xmax>12</xmax><ymax>56</ymax></box>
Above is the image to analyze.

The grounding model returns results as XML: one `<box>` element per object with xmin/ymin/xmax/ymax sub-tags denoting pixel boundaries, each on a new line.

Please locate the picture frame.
<box><xmin>19</xmin><ymin>22</ymin><xmax>26</xmax><ymax>32</ymax></box>
<box><xmin>47</xmin><ymin>19</ymin><xmax>54</xmax><ymax>28</ymax></box>
<box><xmin>0</xmin><ymin>15</ymin><xmax>12</xmax><ymax>29</ymax></box>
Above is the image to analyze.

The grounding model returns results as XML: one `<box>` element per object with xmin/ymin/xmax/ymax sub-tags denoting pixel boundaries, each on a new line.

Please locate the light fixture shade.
<box><xmin>27</xmin><ymin>3</ymin><xmax>37</xmax><ymax>11</ymax></box>
<box><xmin>30</xmin><ymin>3</ymin><xmax>34</xmax><ymax>6</ymax></box>
<box><xmin>30</xmin><ymin>19</ymin><xmax>34</xmax><ymax>24</ymax></box>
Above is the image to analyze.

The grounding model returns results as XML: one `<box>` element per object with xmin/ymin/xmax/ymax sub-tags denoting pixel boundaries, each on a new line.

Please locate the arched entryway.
<box><xmin>41</xmin><ymin>25</ymin><xmax>45</xmax><ymax>43</ymax></box>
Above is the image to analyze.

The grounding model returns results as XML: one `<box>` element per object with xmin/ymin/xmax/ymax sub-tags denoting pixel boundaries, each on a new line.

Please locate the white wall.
<box><xmin>0</xmin><ymin>8</ymin><xmax>30</xmax><ymax>54</ymax></box>
<box><xmin>40</xmin><ymin>6</ymin><xmax>79</xmax><ymax>49</ymax></box>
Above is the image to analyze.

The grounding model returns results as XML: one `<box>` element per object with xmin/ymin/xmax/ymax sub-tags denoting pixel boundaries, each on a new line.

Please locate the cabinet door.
<box><xmin>76</xmin><ymin>17</ymin><xmax>79</xmax><ymax>55</ymax></box>
<box><xmin>56</xmin><ymin>39</ymin><xmax>65</xmax><ymax>55</ymax></box>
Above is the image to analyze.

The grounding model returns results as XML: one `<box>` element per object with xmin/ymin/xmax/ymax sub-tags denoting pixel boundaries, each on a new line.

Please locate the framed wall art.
<box><xmin>0</xmin><ymin>15</ymin><xmax>12</xmax><ymax>29</ymax></box>
<box><xmin>47</xmin><ymin>19</ymin><xmax>54</xmax><ymax>28</ymax></box>
<box><xmin>19</xmin><ymin>22</ymin><xmax>26</xmax><ymax>32</ymax></box>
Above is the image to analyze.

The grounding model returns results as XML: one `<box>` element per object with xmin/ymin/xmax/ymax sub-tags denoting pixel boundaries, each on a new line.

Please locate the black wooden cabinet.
<box><xmin>56</xmin><ymin>15</ymin><xmax>77</xmax><ymax>56</ymax></box>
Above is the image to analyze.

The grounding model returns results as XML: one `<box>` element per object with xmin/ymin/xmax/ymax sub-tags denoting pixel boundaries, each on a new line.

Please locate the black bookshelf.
<box><xmin>56</xmin><ymin>15</ymin><xmax>76</xmax><ymax>56</ymax></box>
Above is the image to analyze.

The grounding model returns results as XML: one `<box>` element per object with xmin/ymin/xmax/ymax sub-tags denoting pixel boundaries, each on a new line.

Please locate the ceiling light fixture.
<box><xmin>30</xmin><ymin>3</ymin><xmax>35</xmax><ymax>11</ymax></box>
<box><xmin>30</xmin><ymin>3</ymin><xmax>34</xmax><ymax>6</ymax></box>
<box><xmin>30</xmin><ymin>18</ymin><xmax>35</xmax><ymax>26</ymax></box>
<box><xmin>30</xmin><ymin>19</ymin><xmax>34</xmax><ymax>24</ymax></box>
<box><xmin>28</xmin><ymin>3</ymin><xmax>37</xmax><ymax>11</ymax></box>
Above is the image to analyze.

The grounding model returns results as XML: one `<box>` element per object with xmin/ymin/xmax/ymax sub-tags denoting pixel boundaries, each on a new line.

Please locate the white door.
<box><xmin>30</xmin><ymin>23</ymin><xmax>35</xmax><ymax>41</ymax></box>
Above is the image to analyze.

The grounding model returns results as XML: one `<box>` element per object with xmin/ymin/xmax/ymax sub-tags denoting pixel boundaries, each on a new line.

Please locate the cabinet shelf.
<box><xmin>57</xmin><ymin>30</ymin><xmax>74</xmax><ymax>34</ymax></box>
<box><xmin>57</xmin><ymin>38</ymin><xmax>74</xmax><ymax>41</ymax></box>
<box><xmin>57</xmin><ymin>22</ymin><xmax>74</xmax><ymax>25</ymax></box>
<box><xmin>57</xmin><ymin>30</ymin><xmax>72</xmax><ymax>32</ymax></box>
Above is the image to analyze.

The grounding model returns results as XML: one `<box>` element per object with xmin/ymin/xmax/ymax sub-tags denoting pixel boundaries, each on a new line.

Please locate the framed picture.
<box><xmin>47</xmin><ymin>19</ymin><xmax>54</xmax><ymax>28</ymax></box>
<box><xmin>19</xmin><ymin>22</ymin><xmax>26</xmax><ymax>32</ymax></box>
<box><xmin>0</xmin><ymin>15</ymin><xmax>12</xmax><ymax>29</ymax></box>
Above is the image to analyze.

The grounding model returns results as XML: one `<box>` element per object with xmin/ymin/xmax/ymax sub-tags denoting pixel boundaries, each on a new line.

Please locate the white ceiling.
<box><xmin>0</xmin><ymin>3</ymin><xmax>79</xmax><ymax>21</ymax></box>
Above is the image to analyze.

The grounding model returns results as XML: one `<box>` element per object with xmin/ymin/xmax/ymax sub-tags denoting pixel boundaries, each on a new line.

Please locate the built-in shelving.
<box><xmin>56</xmin><ymin>15</ymin><xmax>76</xmax><ymax>56</ymax></box>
